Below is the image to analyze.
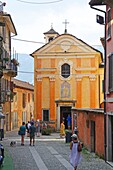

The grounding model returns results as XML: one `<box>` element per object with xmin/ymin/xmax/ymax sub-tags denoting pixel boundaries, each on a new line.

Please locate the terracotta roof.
<box><xmin>43</xmin><ymin>28</ymin><xmax>59</xmax><ymax>35</ymax></box>
<box><xmin>89</xmin><ymin>0</ymin><xmax>106</xmax><ymax>6</ymax></box>
<box><xmin>12</xmin><ymin>78</ymin><xmax>34</xmax><ymax>91</ymax></box>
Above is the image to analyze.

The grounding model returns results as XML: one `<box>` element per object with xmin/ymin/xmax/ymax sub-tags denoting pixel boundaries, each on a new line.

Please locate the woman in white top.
<box><xmin>69</xmin><ymin>134</ymin><xmax>82</xmax><ymax>170</ymax></box>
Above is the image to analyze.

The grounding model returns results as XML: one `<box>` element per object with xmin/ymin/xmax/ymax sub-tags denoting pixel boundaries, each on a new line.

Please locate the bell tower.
<box><xmin>43</xmin><ymin>25</ymin><xmax>59</xmax><ymax>43</ymax></box>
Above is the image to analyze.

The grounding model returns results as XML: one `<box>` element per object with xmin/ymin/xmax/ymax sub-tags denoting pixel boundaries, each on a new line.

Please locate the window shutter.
<box><xmin>109</xmin><ymin>54</ymin><xmax>113</xmax><ymax>91</ymax></box>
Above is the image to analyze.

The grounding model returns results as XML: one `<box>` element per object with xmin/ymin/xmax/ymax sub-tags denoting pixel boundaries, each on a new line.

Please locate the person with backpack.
<box><xmin>35</xmin><ymin>119</ymin><xmax>41</xmax><ymax>137</ymax></box>
<box><xmin>19</xmin><ymin>122</ymin><xmax>26</xmax><ymax>146</ymax></box>
<box><xmin>29</xmin><ymin>121</ymin><xmax>36</xmax><ymax>146</ymax></box>
<box><xmin>69</xmin><ymin>134</ymin><xmax>82</xmax><ymax>170</ymax></box>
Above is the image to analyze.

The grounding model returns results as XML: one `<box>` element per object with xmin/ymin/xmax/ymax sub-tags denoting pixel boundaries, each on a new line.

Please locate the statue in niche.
<box><xmin>61</xmin><ymin>82</ymin><xmax>70</xmax><ymax>98</ymax></box>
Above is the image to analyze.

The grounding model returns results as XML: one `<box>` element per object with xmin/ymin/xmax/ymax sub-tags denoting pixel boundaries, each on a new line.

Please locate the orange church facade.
<box><xmin>31</xmin><ymin>27</ymin><xmax>104</xmax><ymax>130</ymax></box>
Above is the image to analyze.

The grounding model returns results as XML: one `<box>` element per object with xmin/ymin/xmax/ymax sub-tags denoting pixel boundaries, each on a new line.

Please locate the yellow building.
<box><xmin>31</xmin><ymin>27</ymin><xmax>104</xmax><ymax>130</ymax></box>
<box><xmin>11</xmin><ymin>79</ymin><xmax>34</xmax><ymax>129</ymax></box>
<box><xmin>0</xmin><ymin>5</ymin><xmax>19</xmax><ymax>131</ymax></box>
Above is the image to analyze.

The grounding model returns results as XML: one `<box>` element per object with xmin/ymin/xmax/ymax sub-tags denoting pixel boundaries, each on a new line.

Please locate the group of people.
<box><xmin>19</xmin><ymin>117</ymin><xmax>82</xmax><ymax>170</ymax></box>
<box><xmin>18</xmin><ymin>119</ymin><xmax>41</xmax><ymax>146</ymax></box>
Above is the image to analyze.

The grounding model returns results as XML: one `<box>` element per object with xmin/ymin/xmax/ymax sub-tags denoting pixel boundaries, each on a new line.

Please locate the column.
<box><xmin>90</xmin><ymin>76</ymin><xmax>96</xmax><ymax>108</ymax></box>
<box><xmin>50</xmin><ymin>76</ymin><xmax>55</xmax><ymax>121</ymax></box>
<box><xmin>36</xmin><ymin>76</ymin><xmax>42</xmax><ymax>120</ymax></box>
<box><xmin>76</xmin><ymin>76</ymin><xmax>82</xmax><ymax>108</ymax></box>
<box><xmin>57</xmin><ymin>105</ymin><xmax>60</xmax><ymax>130</ymax></box>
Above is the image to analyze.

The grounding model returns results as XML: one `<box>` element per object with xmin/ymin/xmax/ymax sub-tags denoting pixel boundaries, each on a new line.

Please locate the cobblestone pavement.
<box><xmin>1</xmin><ymin>130</ymin><xmax>113</xmax><ymax>170</ymax></box>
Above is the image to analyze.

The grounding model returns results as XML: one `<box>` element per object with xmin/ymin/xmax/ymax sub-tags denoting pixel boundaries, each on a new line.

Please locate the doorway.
<box><xmin>60</xmin><ymin>106</ymin><xmax>71</xmax><ymax>129</ymax></box>
<box><xmin>90</xmin><ymin>121</ymin><xmax>95</xmax><ymax>152</ymax></box>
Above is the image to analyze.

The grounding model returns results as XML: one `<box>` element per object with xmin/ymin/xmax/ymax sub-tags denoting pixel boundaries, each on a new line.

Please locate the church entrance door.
<box><xmin>60</xmin><ymin>106</ymin><xmax>71</xmax><ymax>129</ymax></box>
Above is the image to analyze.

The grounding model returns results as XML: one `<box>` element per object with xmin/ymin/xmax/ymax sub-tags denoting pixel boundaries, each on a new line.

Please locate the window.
<box><xmin>14</xmin><ymin>93</ymin><xmax>17</xmax><ymax>102</ymax></box>
<box><xmin>22</xmin><ymin>112</ymin><xmax>26</xmax><ymax>123</ymax></box>
<box><xmin>32</xmin><ymin>94</ymin><xmax>34</xmax><ymax>102</ymax></box>
<box><xmin>28</xmin><ymin>93</ymin><xmax>30</xmax><ymax>102</ymax></box>
<box><xmin>102</xmin><ymin>80</ymin><xmax>104</xmax><ymax>93</ymax></box>
<box><xmin>107</xmin><ymin>8</ymin><xmax>111</xmax><ymax>38</ymax></box>
<box><xmin>22</xmin><ymin>93</ymin><xmax>26</xmax><ymax>108</ymax></box>
<box><xmin>43</xmin><ymin>109</ymin><xmax>49</xmax><ymax>121</ymax></box>
<box><xmin>61</xmin><ymin>63</ymin><xmax>70</xmax><ymax>78</ymax></box>
<box><xmin>2</xmin><ymin>25</ymin><xmax>6</xmax><ymax>42</ymax></box>
<box><xmin>109</xmin><ymin>54</ymin><xmax>113</xmax><ymax>91</ymax></box>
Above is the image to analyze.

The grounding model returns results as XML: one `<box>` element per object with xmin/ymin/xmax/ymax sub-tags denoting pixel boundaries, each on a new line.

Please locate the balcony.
<box><xmin>3</xmin><ymin>62</ymin><xmax>18</xmax><ymax>77</ymax></box>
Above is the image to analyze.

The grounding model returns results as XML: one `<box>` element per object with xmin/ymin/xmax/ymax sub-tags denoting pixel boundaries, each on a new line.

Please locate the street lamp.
<box><xmin>89</xmin><ymin>0</ymin><xmax>113</xmax><ymax>7</ymax></box>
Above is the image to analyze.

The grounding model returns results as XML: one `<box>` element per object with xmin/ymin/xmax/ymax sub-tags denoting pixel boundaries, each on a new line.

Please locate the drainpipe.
<box><xmin>90</xmin><ymin>5</ymin><xmax>107</xmax><ymax>162</ymax></box>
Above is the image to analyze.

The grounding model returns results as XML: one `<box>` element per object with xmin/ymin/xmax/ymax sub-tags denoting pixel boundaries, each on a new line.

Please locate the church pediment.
<box><xmin>31</xmin><ymin>34</ymin><xmax>102</xmax><ymax>57</ymax></box>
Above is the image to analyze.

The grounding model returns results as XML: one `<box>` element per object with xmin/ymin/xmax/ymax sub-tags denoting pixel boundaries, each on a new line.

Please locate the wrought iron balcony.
<box><xmin>3</xmin><ymin>62</ymin><xmax>18</xmax><ymax>77</ymax></box>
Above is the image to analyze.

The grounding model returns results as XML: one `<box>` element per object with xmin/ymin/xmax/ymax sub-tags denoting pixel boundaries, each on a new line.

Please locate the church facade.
<box><xmin>31</xmin><ymin>27</ymin><xmax>104</xmax><ymax>130</ymax></box>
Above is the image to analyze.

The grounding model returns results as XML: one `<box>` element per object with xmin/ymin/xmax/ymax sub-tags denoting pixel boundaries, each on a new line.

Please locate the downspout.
<box><xmin>98</xmin><ymin>74</ymin><xmax>100</xmax><ymax>108</ymax></box>
<box><xmin>90</xmin><ymin>6</ymin><xmax>107</xmax><ymax>162</ymax></box>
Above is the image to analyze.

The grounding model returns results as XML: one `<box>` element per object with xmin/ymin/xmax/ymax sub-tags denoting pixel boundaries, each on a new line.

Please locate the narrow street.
<box><xmin>0</xmin><ymin>131</ymin><xmax>112</xmax><ymax>170</ymax></box>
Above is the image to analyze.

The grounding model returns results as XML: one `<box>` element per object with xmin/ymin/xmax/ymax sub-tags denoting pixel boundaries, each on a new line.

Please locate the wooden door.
<box><xmin>90</xmin><ymin>121</ymin><xmax>95</xmax><ymax>152</ymax></box>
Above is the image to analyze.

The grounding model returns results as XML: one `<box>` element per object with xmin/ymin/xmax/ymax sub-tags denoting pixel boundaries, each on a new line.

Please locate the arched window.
<box><xmin>61</xmin><ymin>63</ymin><xmax>70</xmax><ymax>78</ymax></box>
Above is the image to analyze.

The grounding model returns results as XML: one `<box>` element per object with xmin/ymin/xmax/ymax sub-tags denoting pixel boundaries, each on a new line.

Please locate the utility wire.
<box><xmin>12</xmin><ymin>37</ymin><xmax>103</xmax><ymax>48</ymax></box>
<box><xmin>17</xmin><ymin>0</ymin><xmax>63</xmax><ymax>4</ymax></box>
<box><xmin>12</xmin><ymin>37</ymin><xmax>44</xmax><ymax>45</ymax></box>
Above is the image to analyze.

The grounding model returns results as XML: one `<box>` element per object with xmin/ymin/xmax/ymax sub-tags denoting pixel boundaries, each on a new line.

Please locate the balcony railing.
<box><xmin>3</xmin><ymin>62</ymin><xmax>18</xmax><ymax>77</ymax></box>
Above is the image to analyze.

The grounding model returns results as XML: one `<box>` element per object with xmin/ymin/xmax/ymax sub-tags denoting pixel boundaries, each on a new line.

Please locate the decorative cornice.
<box><xmin>36</xmin><ymin>68</ymin><xmax>56</xmax><ymax>72</ymax></box>
<box><xmin>75</xmin><ymin>67</ymin><xmax>97</xmax><ymax>71</ymax></box>
<box><xmin>75</xmin><ymin>74</ymin><xmax>97</xmax><ymax>81</ymax></box>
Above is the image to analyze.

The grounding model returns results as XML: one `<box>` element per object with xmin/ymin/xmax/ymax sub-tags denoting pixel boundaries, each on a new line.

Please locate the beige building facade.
<box><xmin>11</xmin><ymin>79</ymin><xmax>34</xmax><ymax>129</ymax></box>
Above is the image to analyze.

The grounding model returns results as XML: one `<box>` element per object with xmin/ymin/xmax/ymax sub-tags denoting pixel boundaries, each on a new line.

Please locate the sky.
<box><xmin>5</xmin><ymin>0</ymin><xmax>105</xmax><ymax>55</ymax></box>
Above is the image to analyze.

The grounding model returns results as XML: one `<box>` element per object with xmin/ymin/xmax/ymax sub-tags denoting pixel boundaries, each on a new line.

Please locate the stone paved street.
<box><xmin>1</xmin><ymin>130</ymin><xmax>113</xmax><ymax>170</ymax></box>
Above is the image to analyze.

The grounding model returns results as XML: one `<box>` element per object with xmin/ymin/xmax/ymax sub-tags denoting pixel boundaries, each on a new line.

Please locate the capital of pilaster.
<box><xmin>37</xmin><ymin>75</ymin><xmax>42</xmax><ymax>81</ymax></box>
<box><xmin>89</xmin><ymin>75</ymin><xmax>96</xmax><ymax>81</ymax></box>
<box><xmin>49</xmin><ymin>76</ymin><xmax>55</xmax><ymax>81</ymax></box>
<box><xmin>75</xmin><ymin>75</ymin><xmax>82</xmax><ymax>81</ymax></box>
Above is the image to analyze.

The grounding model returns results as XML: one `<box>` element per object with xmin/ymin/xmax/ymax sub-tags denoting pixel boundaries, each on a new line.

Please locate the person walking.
<box><xmin>29</xmin><ymin>121</ymin><xmax>36</xmax><ymax>146</ymax></box>
<box><xmin>69</xmin><ymin>134</ymin><xmax>82</xmax><ymax>170</ymax></box>
<box><xmin>35</xmin><ymin>119</ymin><xmax>41</xmax><ymax>137</ymax></box>
<box><xmin>27</xmin><ymin>121</ymin><xmax>31</xmax><ymax>137</ymax></box>
<box><xmin>19</xmin><ymin>122</ymin><xmax>26</xmax><ymax>146</ymax></box>
<box><xmin>67</xmin><ymin>114</ymin><xmax>71</xmax><ymax>129</ymax></box>
<box><xmin>60</xmin><ymin>120</ymin><xmax>65</xmax><ymax>138</ymax></box>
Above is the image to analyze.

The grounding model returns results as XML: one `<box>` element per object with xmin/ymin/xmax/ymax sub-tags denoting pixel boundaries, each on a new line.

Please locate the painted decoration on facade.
<box><xmin>61</xmin><ymin>81</ymin><xmax>70</xmax><ymax>98</ymax></box>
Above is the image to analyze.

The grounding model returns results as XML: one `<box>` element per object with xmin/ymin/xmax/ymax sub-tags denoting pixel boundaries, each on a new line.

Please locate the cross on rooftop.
<box><xmin>62</xmin><ymin>19</ymin><xmax>69</xmax><ymax>34</ymax></box>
